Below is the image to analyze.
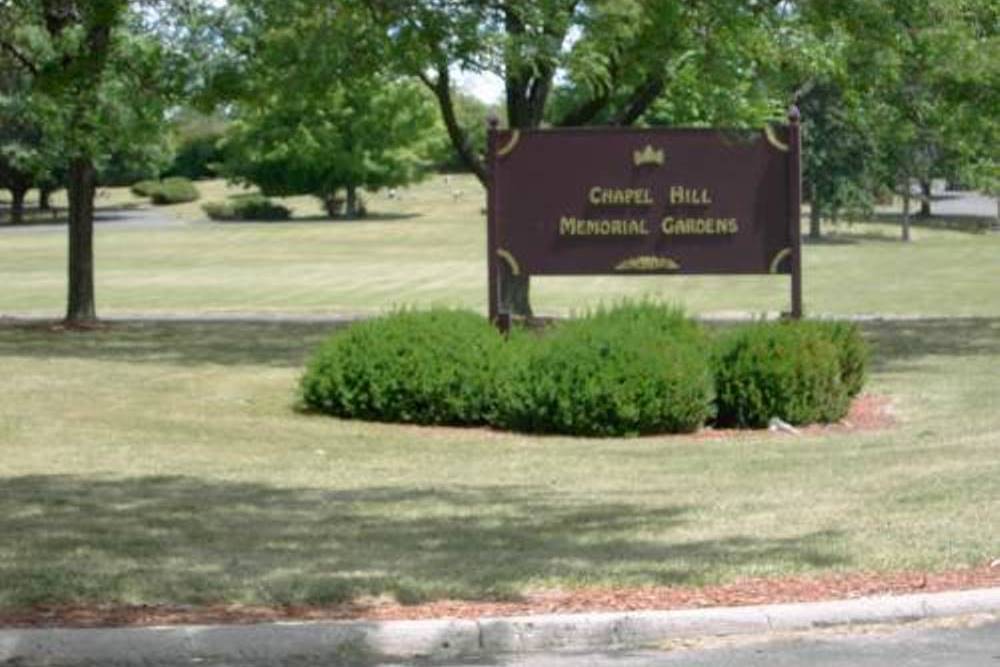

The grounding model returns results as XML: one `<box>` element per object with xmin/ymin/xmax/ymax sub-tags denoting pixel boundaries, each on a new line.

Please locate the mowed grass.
<box><xmin>1</xmin><ymin>175</ymin><xmax>998</xmax><ymax>317</ymax></box>
<box><xmin>0</xmin><ymin>317</ymin><xmax>998</xmax><ymax>609</ymax></box>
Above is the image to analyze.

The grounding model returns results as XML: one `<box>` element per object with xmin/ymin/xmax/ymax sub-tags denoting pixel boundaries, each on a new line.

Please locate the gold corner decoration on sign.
<box><xmin>763</xmin><ymin>125</ymin><xmax>789</xmax><ymax>152</ymax></box>
<box><xmin>769</xmin><ymin>247</ymin><xmax>792</xmax><ymax>274</ymax></box>
<box><xmin>496</xmin><ymin>248</ymin><xmax>521</xmax><ymax>276</ymax></box>
<box><xmin>497</xmin><ymin>130</ymin><xmax>520</xmax><ymax>158</ymax></box>
<box><xmin>632</xmin><ymin>144</ymin><xmax>665</xmax><ymax>167</ymax></box>
<box><xmin>614</xmin><ymin>256</ymin><xmax>680</xmax><ymax>272</ymax></box>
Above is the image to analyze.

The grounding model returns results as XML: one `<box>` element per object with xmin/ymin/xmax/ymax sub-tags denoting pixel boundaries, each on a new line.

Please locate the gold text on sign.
<box><xmin>668</xmin><ymin>186</ymin><xmax>712</xmax><ymax>205</ymax></box>
<box><xmin>661</xmin><ymin>217</ymin><xmax>738</xmax><ymax>235</ymax></box>
<box><xmin>559</xmin><ymin>217</ymin><xmax>650</xmax><ymax>236</ymax></box>
<box><xmin>588</xmin><ymin>187</ymin><xmax>654</xmax><ymax>206</ymax></box>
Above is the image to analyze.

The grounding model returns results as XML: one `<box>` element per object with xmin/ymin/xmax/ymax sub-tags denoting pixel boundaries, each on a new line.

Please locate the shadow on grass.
<box><xmin>0</xmin><ymin>320</ymin><xmax>345</xmax><ymax>368</ymax></box>
<box><xmin>801</xmin><ymin>232</ymin><xmax>905</xmax><ymax>246</ymax></box>
<box><xmin>868</xmin><ymin>212</ymin><xmax>995</xmax><ymax>233</ymax></box>
<box><xmin>862</xmin><ymin>318</ymin><xmax>1000</xmax><ymax>372</ymax></box>
<box><xmin>205</xmin><ymin>212</ymin><xmax>422</xmax><ymax>225</ymax></box>
<box><xmin>292</xmin><ymin>212</ymin><xmax>422</xmax><ymax>224</ymax></box>
<box><xmin>0</xmin><ymin>475</ymin><xmax>845</xmax><ymax>609</ymax></box>
<box><xmin>2</xmin><ymin>318</ymin><xmax>999</xmax><ymax>372</ymax></box>
<box><xmin>0</xmin><ymin>204</ymin><xmax>149</xmax><ymax>228</ymax></box>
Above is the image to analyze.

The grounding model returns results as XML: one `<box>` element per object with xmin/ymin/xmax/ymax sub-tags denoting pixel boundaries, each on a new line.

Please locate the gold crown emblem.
<box><xmin>633</xmin><ymin>144</ymin><xmax>665</xmax><ymax>167</ymax></box>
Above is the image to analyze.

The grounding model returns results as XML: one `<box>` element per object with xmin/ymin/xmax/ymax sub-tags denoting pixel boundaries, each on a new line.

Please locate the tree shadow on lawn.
<box><xmin>868</xmin><ymin>212</ymin><xmax>995</xmax><ymax>233</ymax></box>
<box><xmin>861</xmin><ymin>318</ymin><xmax>1000</xmax><ymax>373</ymax></box>
<box><xmin>0</xmin><ymin>320</ymin><xmax>345</xmax><ymax>369</ymax></box>
<box><xmin>0</xmin><ymin>204</ymin><xmax>147</xmax><ymax>228</ymax></box>
<box><xmin>801</xmin><ymin>232</ymin><xmax>904</xmax><ymax>246</ymax></box>
<box><xmin>2</xmin><ymin>318</ymin><xmax>1000</xmax><ymax>373</ymax></box>
<box><xmin>0</xmin><ymin>475</ymin><xmax>845</xmax><ymax>610</ymax></box>
<box><xmin>285</xmin><ymin>212</ymin><xmax>422</xmax><ymax>224</ymax></box>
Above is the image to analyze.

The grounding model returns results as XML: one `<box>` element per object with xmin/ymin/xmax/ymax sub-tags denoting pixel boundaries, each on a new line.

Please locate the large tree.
<box><xmin>0</xmin><ymin>1</ymin><xmax>180</xmax><ymax>322</ymax></box>
<box><xmin>203</xmin><ymin>0</ymin><xmax>435</xmax><ymax>217</ymax></box>
<box><xmin>808</xmin><ymin>0</ymin><xmax>999</xmax><ymax>240</ymax></box>
<box><xmin>223</xmin><ymin>77</ymin><xmax>437</xmax><ymax>218</ymax></box>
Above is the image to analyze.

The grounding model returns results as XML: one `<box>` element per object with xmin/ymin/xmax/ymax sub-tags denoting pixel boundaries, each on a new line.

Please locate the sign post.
<box><xmin>787</xmin><ymin>106</ymin><xmax>803</xmax><ymax>319</ymax></box>
<box><xmin>486</xmin><ymin>111</ymin><xmax>803</xmax><ymax>329</ymax></box>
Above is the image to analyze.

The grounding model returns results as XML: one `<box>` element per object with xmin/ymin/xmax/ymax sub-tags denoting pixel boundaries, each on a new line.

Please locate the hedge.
<box><xmin>149</xmin><ymin>177</ymin><xmax>200</xmax><ymax>205</ymax></box>
<box><xmin>203</xmin><ymin>195</ymin><xmax>291</xmax><ymax>221</ymax></box>
<box><xmin>130</xmin><ymin>180</ymin><xmax>160</xmax><ymax>197</ymax></box>
<box><xmin>299</xmin><ymin>306</ymin><xmax>869</xmax><ymax>436</ymax></box>
<box><xmin>713</xmin><ymin>322</ymin><xmax>853</xmax><ymax>428</ymax></box>
<box><xmin>492</xmin><ymin>304</ymin><xmax>715</xmax><ymax>436</ymax></box>
<box><xmin>300</xmin><ymin>309</ymin><xmax>503</xmax><ymax>426</ymax></box>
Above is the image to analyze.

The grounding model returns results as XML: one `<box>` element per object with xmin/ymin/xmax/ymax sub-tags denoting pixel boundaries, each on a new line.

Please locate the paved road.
<box><xmin>0</xmin><ymin>206</ymin><xmax>184</xmax><ymax>234</ymax></box>
<box><xmin>931</xmin><ymin>190</ymin><xmax>998</xmax><ymax>219</ymax></box>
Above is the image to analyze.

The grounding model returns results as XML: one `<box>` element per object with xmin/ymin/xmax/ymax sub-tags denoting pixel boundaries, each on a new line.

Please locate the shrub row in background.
<box><xmin>130</xmin><ymin>177</ymin><xmax>200</xmax><ymax>205</ymax></box>
<box><xmin>202</xmin><ymin>194</ymin><xmax>291</xmax><ymax>222</ymax></box>
<box><xmin>299</xmin><ymin>306</ymin><xmax>869</xmax><ymax>437</ymax></box>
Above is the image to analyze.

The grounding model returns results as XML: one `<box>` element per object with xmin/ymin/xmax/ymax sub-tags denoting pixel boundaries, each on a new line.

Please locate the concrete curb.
<box><xmin>1</xmin><ymin>588</ymin><xmax>998</xmax><ymax>666</ymax></box>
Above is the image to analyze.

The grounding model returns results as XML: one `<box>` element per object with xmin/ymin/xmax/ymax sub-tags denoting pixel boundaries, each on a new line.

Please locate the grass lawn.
<box><xmin>0</xmin><ymin>317</ymin><xmax>997</xmax><ymax>609</ymax></box>
<box><xmin>1</xmin><ymin>175</ymin><xmax>998</xmax><ymax>317</ymax></box>
<box><xmin>0</xmin><ymin>175</ymin><xmax>997</xmax><ymax>612</ymax></box>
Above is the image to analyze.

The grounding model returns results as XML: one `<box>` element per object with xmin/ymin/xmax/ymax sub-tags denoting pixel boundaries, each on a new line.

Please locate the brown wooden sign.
<box><xmin>486</xmin><ymin>109</ymin><xmax>802</xmax><ymax>324</ymax></box>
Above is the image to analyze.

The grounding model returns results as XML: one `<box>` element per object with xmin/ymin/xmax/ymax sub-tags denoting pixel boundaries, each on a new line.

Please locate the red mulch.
<box><xmin>693</xmin><ymin>393</ymin><xmax>894</xmax><ymax>440</ymax></box>
<box><xmin>3</xmin><ymin>564</ymin><xmax>997</xmax><ymax>628</ymax></box>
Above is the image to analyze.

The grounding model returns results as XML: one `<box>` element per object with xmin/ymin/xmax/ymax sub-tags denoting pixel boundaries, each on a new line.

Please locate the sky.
<box><xmin>454</xmin><ymin>70</ymin><xmax>505</xmax><ymax>104</ymax></box>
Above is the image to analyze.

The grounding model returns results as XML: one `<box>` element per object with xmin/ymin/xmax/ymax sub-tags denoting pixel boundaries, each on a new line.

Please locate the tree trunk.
<box><xmin>39</xmin><ymin>186</ymin><xmax>52</xmax><ymax>212</ymax></box>
<box><xmin>10</xmin><ymin>186</ymin><xmax>27</xmax><ymax>225</ymax></box>
<box><xmin>918</xmin><ymin>179</ymin><xmax>932</xmax><ymax>218</ymax></box>
<box><xmin>901</xmin><ymin>182</ymin><xmax>912</xmax><ymax>243</ymax></box>
<box><xmin>66</xmin><ymin>157</ymin><xmax>97</xmax><ymax>324</ymax></box>
<box><xmin>322</xmin><ymin>193</ymin><xmax>341</xmax><ymax>218</ymax></box>
<box><xmin>345</xmin><ymin>185</ymin><xmax>359</xmax><ymax>219</ymax></box>
<box><xmin>808</xmin><ymin>183</ymin><xmax>821</xmax><ymax>240</ymax></box>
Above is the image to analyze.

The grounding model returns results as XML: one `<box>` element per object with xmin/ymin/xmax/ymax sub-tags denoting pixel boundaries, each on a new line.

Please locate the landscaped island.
<box><xmin>300</xmin><ymin>304</ymin><xmax>868</xmax><ymax>437</ymax></box>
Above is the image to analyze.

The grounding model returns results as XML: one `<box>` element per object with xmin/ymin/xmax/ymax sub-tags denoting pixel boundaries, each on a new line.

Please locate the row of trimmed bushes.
<box><xmin>202</xmin><ymin>194</ymin><xmax>291</xmax><ymax>221</ymax></box>
<box><xmin>131</xmin><ymin>177</ymin><xmax>200</xmax><ymax>205</ymax></box>
<box><xmin>299</xmin><ymin>305</ymin><xmax>868</xmax><ymax>437</ymax></box>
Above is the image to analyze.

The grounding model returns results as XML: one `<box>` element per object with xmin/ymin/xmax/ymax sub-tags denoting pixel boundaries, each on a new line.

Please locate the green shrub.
<box><xmin>300</xmin><ymin>309</ymin><xmax>503</xmax><ymax>426</ymax></box>
<box><xmin>165</xmin><ymin>133</ymin><xmax>224</xmax><ymax>180</ymax></box>
<box><xmin>130</xmin><ymin>179</ymin><xmax>160</xmax><ymax>197</ymax></box>
<box><xmin>202</xmin><ymin>195</ymin><xmax>291</xmax><ymax>221</ymax></box>
<box><xmin>808</xmin><ymin>321</ymin><xmax>868</xmax><ymax>397</ymax></box>
<box><xmin>493</xmin><ymin>304</ymin><xmax>715</xmax><ymax>437</ymax></box>
<box><xmin>148</xmin><ymin>177</ymin><xmax>200</xmax><ymax>205</ymax></box>
<box><xmin>713</xmin><ymin>322</ymin><xmax>851</xmax><ymax>428</ymax></box>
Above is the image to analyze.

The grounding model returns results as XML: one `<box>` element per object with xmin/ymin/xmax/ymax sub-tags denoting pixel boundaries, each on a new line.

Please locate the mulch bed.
<box><xmin>687</xmin><ymin>393</ymin><xmax>894</xmax><ymax>440</ymax></box>
<box><xmin>3</xmin><ymin>564</ymin><xmax>997</xmax><ymax>629</ymax></box>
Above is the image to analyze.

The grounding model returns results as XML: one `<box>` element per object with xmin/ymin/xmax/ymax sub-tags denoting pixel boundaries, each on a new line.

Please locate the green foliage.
<box><xmin>800</xmin><ymin>83</ymin><xmax>880</xmax><ymax>226</ymax></box>
<box><xmin>222</xmin><ymin>77</ymin><xmax>437</xmax><ymax>216</ymax></box>
<box><xmin>424</xmin><ymin>90</ymin><xmax>491</xmax><ymax>172</ymax></box>
<box><xmin>164</xmin><ymin>112</ymin><xmax>228</xmax><ymax>180</ymax></box>
<box><xmin>802</xmin><ymin>321</ymin><xmax>869</xmax><ymax>398</ymax></box>
<box><xmin>713</xmin><ymin>323</ymin><xmax>852</xmax><ymax>428</ymax></box>
<box><xmin>148</xmin><ymin>177</ymin><xmax>200</xmax><ymax>205</ymax></box>
<box><xmin>130</xmin><ymin>179</ymin><xmax>161</xmax><ymax>197</ymax></box>
<box><xmin>299</xmin><ymin>305</ymin><xmax>868</xmax><ymax>436</ymax></box>
<box><xmin>300</xmin><ymin>310</ymin><xmax>503</xmax><ymax>426</ymax></box>
<box><xmin>493</xmin><ymin>305</ymin><xmax>715</xmax><ymax>437</ymax></box>
<box><xmin>202</xmin><ymin>194</ymin><xmax>290</xmax><ymax>221</ymax></box>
